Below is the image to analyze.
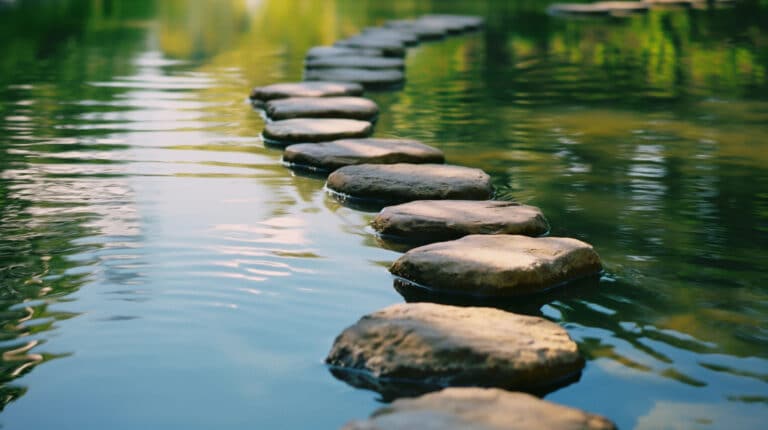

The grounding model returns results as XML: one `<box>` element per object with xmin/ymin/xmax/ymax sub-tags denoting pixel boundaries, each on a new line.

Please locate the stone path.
<box><xmin>247</xmin><ymin>13</ymin><xmax>612</xmax><ymax>429</ymax></box>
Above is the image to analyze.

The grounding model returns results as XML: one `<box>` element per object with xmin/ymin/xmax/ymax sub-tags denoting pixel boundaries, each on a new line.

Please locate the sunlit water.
<box><xmin>0</xmin><ymin>1</ymin><xmax>767</xmax><ymax>429</ymax></box>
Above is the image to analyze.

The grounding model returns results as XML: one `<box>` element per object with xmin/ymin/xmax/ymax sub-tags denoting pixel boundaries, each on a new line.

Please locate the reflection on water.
<box><xmin>0</xmin><ymin>0</ymin><xmax>767</xmax><ymax>428</ymax></box>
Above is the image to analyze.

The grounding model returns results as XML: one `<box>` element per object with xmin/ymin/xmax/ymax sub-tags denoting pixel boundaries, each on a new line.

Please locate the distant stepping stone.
<box><xmin>335</xmin><ymin>37</ymin><xmax>406</xmax><ymax>58</ymax></box>
<box><xmin>265</xmin><ymin>97</ymin><xmax>379</xmax><ymax>121</ymax></box>
<box><xmin>418</xmin><ymin>14</ymin><xmax>484</xmax><ymax>33</ymax></box>
<box><xmin>326</xmin><ymin>303</ymin><xmax>584</xmax><ymax>398</ymax></box>
<box><xmin>372</xmin><ymin>200</ymin><xmax>549</xmax><ymax>245</ymax></box>
<box><xmin>360</xmin><ymin>28</ymin><xmax>420</xmax><ymax>46</ymax></box>
<box><xmin>385</xmin><ymin>19</ymin><xmax>448</xmax><ymax>40</ymax></box>
<box><xmin>342</xmin><ymin>388</ymin><xmax>617</xmax><ymax>430</ymax></box>
<box><xmin>390</xmin><ymin>235</ymin><xmax>602</xmax><ymax>297</ymax></box>
<box><xmin>305</xmin><ymin>68</ymin><xmax>405</xmax><ymax>90</ymax></box>
<box><xmin>548</xmin><ymin>2</ymin><xmax>648</xmax><ymax>16</ymax></box>
<box><xmin>305</xmin><ymin>56</ymin><xmax>405</xmax><ymax>70</ymax></box>
<box><xmin>249</xmin><ymin>81</ymin><xmax>363</xmax><ymax>106</ymax></box>
<box><xmin>262</xmin><ymin>118</ymin><xmax>372</xmax><ymax>145</ymax></box>
<box><xmin>326</xmin><ymin>163</ymin><xmax>493</xmax><ymax>207</ymax></box>
<box><xmin>306</xmin><ymin>46</ymin><xmax>385</xmax><ymax>59</ymax></box>
<box><xmin>283</xmin><ymin>138</ymin><xmax>444</xmax><ymax>174</ymax></box>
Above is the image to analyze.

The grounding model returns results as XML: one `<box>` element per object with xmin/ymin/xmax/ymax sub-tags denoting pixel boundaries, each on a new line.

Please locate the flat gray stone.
<box><xmin>265</xmin><ymin>97</ymin><xmax>379</xmax><ymax>121</ymax></box>
<box><xmin>305</xmin><ymin>56</ymin><xmax>405</xmax><ymax>70</ymax></box>
<box><xmin>326</xmin><ymin>303</ymin><xmax>584</xmax><ymax>395</ymax></box>
<box><xmin>304</xmin><ymin>68</ymin><xmax>405</xmax><ymax>90</ymax></box>
<box><xmin>372</xmin><ymin>200</ymin><xmax>549</xmax><ymax>244</ymax></box>
<box><xmin>548</xmin><ymin>2</ymin><xmax>648</xmax><ymax>16</ymax></box>
<box><xmin>390</xmin><ymin>235</ymin><xmax>603</xmax><ymax>297</ymax></box>
<box><xmin>385</xmin><ymin>19</ymin><xmax>447</xmax><ymax>40</ymax></box>
<box><xmin>262</xmin><ymin>118</ymin><xmax>373</xmax><ymax>144</ymax></box>
<box><xmin>342</xmin><ymin>388</ymin><xmax>617</xmax><ymax>430</ymax></box>
<box><xmin>326</xmin><ymin>163</ymin><xmax>493</xmax><ymax>206</ymax></box>
<box><xmin>335</xmin><ymin>37</ymin><xmax>406</xmax><ymax>57</ymax></box>
<box><xmin>249</xmin><ymin>81</ymin><xmax>363</xmax><ymax>105</ymax></box>
<box><xmin>306</xmin><ymin>46</ymin><xmax>385</xmax><ymax>59</ymax></box>
<box><xmin>283</xmin><ymin>138</ymin><xmax>444</xmax><ymax>174</ymax></box>
<box><xmin>421</xmin><ymin>14</ymin><xmax>484</xmax><ymax>30</ymax></box>
<box><xmin>360</xmin><ymin>28</ymin><xmax>420</xmax><ymax>46</ymax></box>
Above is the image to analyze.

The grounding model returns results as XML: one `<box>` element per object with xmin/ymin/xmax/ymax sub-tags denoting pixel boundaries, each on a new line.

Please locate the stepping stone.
<box><xmin>335</xmin><ymin>37</ymin><xmax>406</xmax><ymax>58</ymax></box>
<box><xmin>265</xmin><ymin>97</ymin><xmax>379</xmax><ymax>121</ymax></box>
<box><xmin>421</xmin><ymin>14</ymin><xmax>484</xmax><ymax>31</ymax></box>
<box><xmin>372</xmin><ymin>200</ymin><xmax>549</xmax><ymax>245</ymax></box>
<box><xmin>262</xmin><ymin>118</ymin><xmax>373</xmax><ymax>145</ymax></box>
<box><xmin>306</xmin><ymin>46</ymin><xmax>385</xmax><ymax>59</ymax></box>
<box><xmin>326</xmin><ymin>303</ymin><xmax>584</xmax><ymax>397</ymax></box>
<box><xmin>547</xmin><ymin>2</ymin><xmax>648</xmax><ymax>16</ymax></box>
<box><xmin>390</xmin><ymin>235</ymin><xmax>602</xmax><ymax>297</ymax></box>
<box><xmin>305</xmin><ymin>56</ymin><xmax>405</xmax><ymax>70</ymax></box>
<box><xmin>283</xmin><ymin>138</ymin><xmax>445</xmax><ymax>174</ymax></box>
<box><xmin>385</xmin><ymin>19</ymin><xmax>448</xmax><ymax>40</ymax></box>
<box><xmin>360</xmin><ymin>28</ymin><xmax>420</xmax><ymax>46</ymax></box>
<box><xmin>342</xmin><ymin>388</ymin><xmax>617</xmax><ymax>430</ymax></box>
<box><xmin>304</xmin><ymin>68</ymin><xmax>405</xmax><ymax>90</ymax></box>
<box><xmin>326</xmin><ymin>163</ymin><xmax>493</xmax><ymax>207</ymax></box>
<box><xmin>249</xmin><ymin>81</ymin><xmax>363</xmax><ymax>106</ymax></box>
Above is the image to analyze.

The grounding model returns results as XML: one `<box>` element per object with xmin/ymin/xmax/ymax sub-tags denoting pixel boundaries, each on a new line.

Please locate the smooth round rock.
<box><xmin>326</xmin><ymin>163</ymin><xmax>493</xmax><ymax>206</ymax></box>
<box><xmin>265</xmin><ymin>97</ymin><xmax>379</xmax><ymax>121</ymax></box>
<box><xmin>335</xmin><ymin>37</ymin><xmax>406</xmax><ymax>57</ymax></box>
<box><xmin>372</xmin><ymin>200</ymin><xmax>549</xmax><ymax>244</ymax></box>
<box><xmin>326</xmin><ymin>303</ymin><xmax>584</xmax><ymax>394</ymax></box>
<box><xmin>305</xmin><ymin>56</ymin><xmax>405</xmax><ymax>70</ymax></box>
<box><xmin>342</xmin><ymin>388</ymin><xmax>617</xmax><ymax>430</ymax></box>
<box><xmin>390</xmin><ymin>235</ymin><xmax>603</xmax><ymax>297</ymax></box>
<box><xmin>262</xmin><ymin>118</ymin><xmax>373</xmax><ymax>144</ymax></box>
<box><xmin>283</xmin><ymin>138</ymin><xmax>445</xmax><ymax>174</ymax></box>
<box><xmin>306</xmin><ymin>46</ymin><xmax>385</xmax><ymax>59</ymax></box>
<box><xmin>249</xmin><ymin>81</ymin><xmax>363</xmax><ymax>105</ymax></box>
<box><xmin>304</xmin><ymin>68</ymin><xmax>405</xmax><ymax>90</ymax></box>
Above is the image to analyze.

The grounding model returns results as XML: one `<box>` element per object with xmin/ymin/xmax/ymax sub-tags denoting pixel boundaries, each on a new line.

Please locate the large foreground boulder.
<box><xmin>342</xmin><ymin>388</ymin><xmax>616</xmax><ymax>430</ymax></box>
<box><xmin>262</xmin><ymin>118</ymin><xmax>373</xmax><ymax>145</ymax></box>
<box><xmin>326</xmin><ymin>303</ymin><xmax>584</xmax><ymax>398</ymax></box>
<box><xmin>249</xmin><ymin>81</ymin><xmax>363</xmax><ymax>106</ymax></box>
<box><xmin>372</xmin><ymin>200</ymin><xmax>549</xmax><ymax>244</ymax></box>
<box><xmin>390</xmin><ymin>235</ymin><xmax>602</xmax><ymax>297</ymax></box>
<box><xmin>283</xmin><ymin>138</ymin><xmax>444</xmax><ymax>174</ymax></box>
<box><xmin>265</xmin><ymin>97</ymin><xmax>379</xmax><ymax>121</ymax></box>
<box><xmin>326</xmin><ymin>163</ymin><xmax>493</xmax><ymax>207</ymax></box>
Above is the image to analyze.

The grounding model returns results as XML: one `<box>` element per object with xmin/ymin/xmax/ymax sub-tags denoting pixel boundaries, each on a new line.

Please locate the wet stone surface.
<box><xmin>283</xmin><ymin>138</ymin><xmax>444</xmax><ymax>174</ymax></box>
<box><xmin>262</xmin><ymin>118</ymin><xmax>373</xmax><ymax>145</ymax></box>
<box><xmin>249</xmin><ymin>81</ymin><xmax>363</xmax><ymax>105</ymax></box>
<box><xmin>305</xmin><ymin>56</ymin><xmax>405</xmax><ymax>70</ymax></box>
<box><xmin>548</xmin><ymin>2</ymin><xmax>649</xmax><ymax>16</ymax></box>
<box><xmin>326</xmin><ymin>163</ymin><xmax>493</xmax><ymax>207</ymax></box>
<box><xmin>306</xmin><ymin>46</ymin><xmax>386</xmax><ymax>59</ymax></box>
<box><xmin>385</xmin><ymin>19</ymin><xmax>448</xmax><ymax>40</ymax></box>
<box><xmin>390</xmin><ymin>235</ymin><xmax>602</xmax><ymax>297</ymax></box>
<box><xmin>265</xmin><ymin>97</ymin><xmax>379</xmax><ymax>121</ymax></box>
<box><xmin>335</xmin><ymin>37</ymin><xmax>406</xmax><ymax>57</ymax></box>
<box><xmin>342</xmin><ymin>388</ymin><xmax>617</xmax><ymax>430</ymax></box>
<box><xmin>304</xmin><ymin>68</ymin><xmax>405</xmax><ymax>90</ymax></box>
<box><xmin>361</xmin><ymin>27</ymin><xmax>420</xmax><ymax>46</ymax></box>
<box><xmin>326</xmin><ymin>302</ymin><xmax>585</xmax><ymax>399</ymax></box>
<box><xmin>372</xmin><ymin>200</ymin><xmax>549</xmax><ymax>245</ymax></box>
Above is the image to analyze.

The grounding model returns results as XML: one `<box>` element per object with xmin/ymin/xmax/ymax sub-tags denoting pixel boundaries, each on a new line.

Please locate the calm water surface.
<box><xmin>0</xmin><ymin>0</ymin><xmax>767</xmax><ymax>428</ymax></box>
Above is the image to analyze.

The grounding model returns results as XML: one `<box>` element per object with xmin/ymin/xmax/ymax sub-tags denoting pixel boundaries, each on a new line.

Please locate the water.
<box><xmin>0</xmin><ymin>0</ymin><xmax>766</xmax><ymax>428</ymax></box>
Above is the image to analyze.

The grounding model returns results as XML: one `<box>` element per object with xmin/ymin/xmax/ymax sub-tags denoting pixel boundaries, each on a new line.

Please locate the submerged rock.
<box><xmin>342</xmin><ymin>388</ymin><xmax>617</xmax><ymax>430</ymax></box>
<box><xmin>305</xmin><ymin>56</ymin><xmax>405</xmax><ymax>71</ymax></box>
<box><xmin>372</xmin><ymin>200</ymin><xmax>549</xmax><ymax>244</ymax></box>
<box><xmin>304</xmin><ymin>68</ymin><xmax>405</xmax><ymax>90</ymax></box>
<box><xmin>283</xmin><ymin>138</ymin><xmax>444</xmax><ymax>174</ymax></box>
<box><xmin>249</xmin><ymin>81</ymin><xmax>363</xmax><ymax>106</ymax></box>
<box><xmin>326</xmin><ymin>163</ymin><xmax>493</xmax><ymax>207</ymax></box>
<box><xmin>262</xmin><ymin>118</ymin><xmax>373</xmax><ymax>145</ymax></box>
<box><xmin>390</xmin><ymin>235</ymin><xmax>602</xmax><ymax>297</ymax></box>
<box><xmin>265</xmin><ymin>97</ymin><xmax>379</xmax><ymax>121</ymax></box>
<box><xmin>326</xmin><ymin>303</ymin><xmax>584</xmax><ymax>397</ymax></box>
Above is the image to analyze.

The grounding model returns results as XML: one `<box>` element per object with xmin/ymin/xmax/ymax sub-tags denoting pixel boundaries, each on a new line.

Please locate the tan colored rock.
<box><xmin>342</xmin><ymin>388</ymin><xmax>616</xmax><ymax>430</ymax></box>
<box><xmin>249</xmin><ymin>81</ymin><xmax>363</xmax><ymax>105</ymax></box>
<box><xmin>326</xmin><ymin>163</ymin><xmax>493</xmax><ymax>206</ymax></box>
<box><xmin>265</xmin><ymin>97</ymin><xmax>379</xmax><ymax>121</ymax></box>
<box><xmin>304</xmin><ymin>68</ymin><xmax>405</xmax><ymax>90</ymax></box>
<box><xmin>390</xmin><ymin>235</ymin><xmax>602</xmax><ymax>297</ymax></box>
<box><xmin>262</xmin><ymin>118</ymin><xmax>372</xmax><ymax>145</ymax></box>
<box><xmin>326</xmin><ymin>303</ymin><xmax>584</xmax><ymax>395</ymax></box>
<box><xmin>372</xmin><ymin>200</ymin><xmax>549</xmax><ymax>244</ymax></box>
<box><xmin>283</xmin><ymin>138</ymin><xmax>444</xmax><ymax>174</ymax></box>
